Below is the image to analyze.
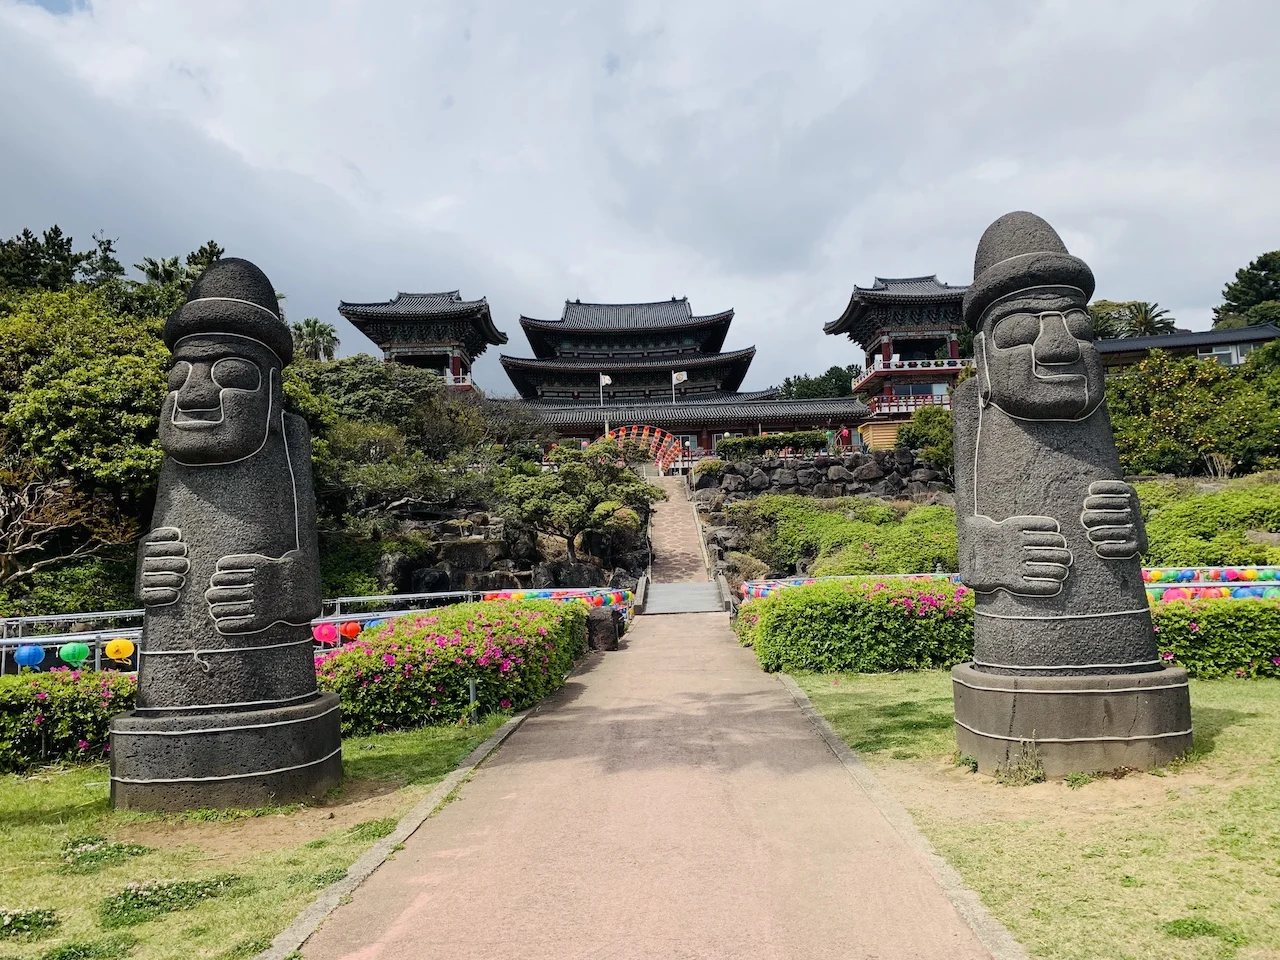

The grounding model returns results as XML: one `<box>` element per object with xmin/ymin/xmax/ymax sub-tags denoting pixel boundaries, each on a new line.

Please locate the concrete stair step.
<box><xmin>644</xmin><ymin>581</ymin><xmax>725</xmax><ymax>615</ymax></box>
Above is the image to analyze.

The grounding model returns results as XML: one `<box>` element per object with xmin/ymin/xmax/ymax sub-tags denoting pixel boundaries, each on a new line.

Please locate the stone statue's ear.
<box><xmin>974</xmin><ymin>333</ymin><xmax>992</xmax><ymax>408</ymax></box>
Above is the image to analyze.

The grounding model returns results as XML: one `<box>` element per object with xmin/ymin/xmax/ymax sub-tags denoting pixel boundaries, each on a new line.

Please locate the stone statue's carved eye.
<box><xmin>211</xmin><ymin>358</ymin><xmax>261</xmax><ymax>391</ymax></box>
<box><xmin>167</xmin><ymin>361</ymin><xmax>191</xmax><ymax>392</ymax></box>
<box><xmin>992</xmin><ymin>314</ymin><xmax>1039</xmax><ymax>349</ymax></box>
<box><xmin>1065</xmin><ymin>310</ymin><xmax>1093</xmax><ymax>341</ymax></box>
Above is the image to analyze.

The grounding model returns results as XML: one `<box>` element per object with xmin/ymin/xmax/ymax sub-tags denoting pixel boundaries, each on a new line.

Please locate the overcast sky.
<box><xmin>2</xmin><ymin>0</ymin><xmax>1276</xmax><ymax>394</ymax></box>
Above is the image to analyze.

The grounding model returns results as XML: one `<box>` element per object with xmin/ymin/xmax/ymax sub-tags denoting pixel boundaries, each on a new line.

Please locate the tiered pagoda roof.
<box><xmin>501</xmin><ymin>297</ymin><xmax>752</xmax><ymax>403</ymax></box>
<box><xmin>339</xmin><ymin>291</ymin><xmax>507</xmax><ymax>362</ymax></box>
<box><xmin>519</xmin><ymin>394</ymin><xmax>866</xmax><ymax>430</ymax></box>
<box><xmin>824</xmin><ymin>276</ymin><xmax>967</xmax><ymax>351</ymax></box>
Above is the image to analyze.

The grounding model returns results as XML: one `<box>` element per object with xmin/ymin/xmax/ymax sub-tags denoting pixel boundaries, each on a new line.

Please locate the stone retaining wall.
<box><xmin>689</xmin><ymin>448</ymin><xmax>951</xmax><ymax>502</ymax></box>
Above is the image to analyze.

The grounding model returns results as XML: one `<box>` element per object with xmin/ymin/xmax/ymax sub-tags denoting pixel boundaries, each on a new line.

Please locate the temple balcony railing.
<box><xmin>867</xmin><ymin>393</ymin><xmax>952</xmax><ymax>416</ymax></box>
<box><xmin>852</xmin><ymin>357</ymin><xmax>974</xmax><ymax>392</ymax></box>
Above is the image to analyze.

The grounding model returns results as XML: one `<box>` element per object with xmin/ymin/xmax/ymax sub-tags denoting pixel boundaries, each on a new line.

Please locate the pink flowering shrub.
<box><xmin>1151</xmin><ymin>597</ymin><xmax>1280</xmax><ymax>679</ymax></box>
<box><xmin>316</xmin><ymin>600</ymin><xmax>588</xmax><ymax>735</ymax></box>
<box><xmin>0</xmin><ymin>668</ymin><xmax>136</xmax><ymax>773</ymax></box>
<box><xmin>746</xmin><ymin>578</ymin><xmax>974</xmax><ymax>672</ymax></box>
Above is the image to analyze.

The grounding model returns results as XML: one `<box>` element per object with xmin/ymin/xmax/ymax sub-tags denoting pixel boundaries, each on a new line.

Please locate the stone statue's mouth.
<box><xmin>173</xmin><ymin>408</ymin><xmax>222</xmax><ymax>426</ymax></box>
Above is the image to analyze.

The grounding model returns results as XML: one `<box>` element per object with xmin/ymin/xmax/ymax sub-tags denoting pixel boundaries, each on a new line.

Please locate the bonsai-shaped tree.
<box><xmin>499</xmin><ymin>439</ymin><xmax>666</xmax><ymax>561</ymax></box>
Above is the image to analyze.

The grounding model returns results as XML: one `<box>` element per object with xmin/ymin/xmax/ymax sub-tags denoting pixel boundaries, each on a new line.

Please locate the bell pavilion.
<box><xmin>338</xmin><ymin>290</ymin><xmax>507</xmax><ymax>388</ymax></box>
<box><xmin>501</xmin><ymin>298</ymin><xmax>870</xmax><ymax>455</ymax></box>
<box><xmin>825</xmin><ymin>276</ymin><xmax>972</xmax><ymax>448</ymax></box>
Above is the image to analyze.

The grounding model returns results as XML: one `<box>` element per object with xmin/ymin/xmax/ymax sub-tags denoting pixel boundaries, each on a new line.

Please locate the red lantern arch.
<box><xmin>603</xmin><ymin>424</ymin><xmax>683</xmax><ymax>470</ymax></box>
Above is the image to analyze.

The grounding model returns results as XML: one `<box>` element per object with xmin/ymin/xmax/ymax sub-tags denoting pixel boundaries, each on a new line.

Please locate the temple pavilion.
<box><xmin>338</xmin><ymin>291</ymin><xmax>507</xmax><ymax>388</ymax></box>
<box><xmin>824</xmin><ymin>276</ymin><xmax>971</xmax><ymax>448</ymax></box>
<box><xmin>502</xmin><ymin>298</ymin><xmax>869</xmax><ymax>455</ymax></box>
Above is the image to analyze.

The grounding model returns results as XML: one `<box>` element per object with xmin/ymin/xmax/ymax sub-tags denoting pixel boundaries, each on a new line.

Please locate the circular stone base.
<box><xmin>109</xmin><ymin>693</ymin><xmax>342</xmax><ymax>811</ymax></box>
<box><xmin>951</xmin><ymin>662</ymin><xmax>1192</xmax><ymax>778</ymax></box>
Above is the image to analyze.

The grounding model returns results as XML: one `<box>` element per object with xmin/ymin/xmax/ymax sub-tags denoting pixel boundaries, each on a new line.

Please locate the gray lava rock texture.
<box><xmin>110</xmin><ymin>259</ymin><xmax>341</xmax><ymax>810</ymax></box>
<box><xmin>951</xmin><ymin>212</ymin><xmax>1190</xmax><ymax>773</ymax></box>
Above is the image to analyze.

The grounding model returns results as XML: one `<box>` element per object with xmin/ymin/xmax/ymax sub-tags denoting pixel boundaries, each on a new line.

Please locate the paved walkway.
<box><xmin>648</xmin><ymin>476</ymin><xmax>708</xmax><ymax>583</ymax></box>
<box><xmin>303</xmin><ymin>614</ymin><xmax>992</xmax><ymax>960</ymax></box>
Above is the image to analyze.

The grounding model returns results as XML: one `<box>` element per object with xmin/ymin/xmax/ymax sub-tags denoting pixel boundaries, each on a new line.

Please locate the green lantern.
<box><xmin>58</xmin><ymin>641</ymin><xmax>91</xmax><ymax>669</ymax></box>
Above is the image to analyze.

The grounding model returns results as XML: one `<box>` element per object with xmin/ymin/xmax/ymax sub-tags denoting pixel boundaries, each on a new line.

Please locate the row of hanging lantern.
<box><xmin>11</xmin><ymin>638</ymin><xmax>136</xmax><ymax>671</ymax></box>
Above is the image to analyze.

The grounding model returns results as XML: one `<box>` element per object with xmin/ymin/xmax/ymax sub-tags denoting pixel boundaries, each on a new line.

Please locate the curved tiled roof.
<box><xmin>517</xmin><ymin>395</ymin><xmax>870</xmax><ymax>429</ymax></box>
<box><xmin>522</xmin><ymin>388</ymin><xmax>781</xmax><ymax>406</ymax></box>
<box><xmin>339</xmin><ymin>291</ymin><xmax>507</xmax><ymax>345</ymax></box>
<box><xmin>825</xmin><ymin>275</ymin><xmax>968</xmax><ymax>343</ymax></box>
<box><xmin>500</xmin><ymin>346</ymin><xmax>755</xmax><ymax>373</ymax></box>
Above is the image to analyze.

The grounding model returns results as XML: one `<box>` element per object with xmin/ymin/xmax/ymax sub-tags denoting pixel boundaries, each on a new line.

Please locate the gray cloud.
<box><xmin>1</xmin><ymin>0</ymin><xmax>1277</xmax><ymax>394</ymax></box>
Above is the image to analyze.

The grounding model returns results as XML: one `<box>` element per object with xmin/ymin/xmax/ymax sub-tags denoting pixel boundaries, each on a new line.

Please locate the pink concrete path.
<box><xmin>648</xmin><ymin>476</ymin><xmax>708</xmax><ymax>583</ymax></box>
<box><xmin>302</xmin><ymin>613</ymin><xmax>993</xmax><ymax>960</ymax></box>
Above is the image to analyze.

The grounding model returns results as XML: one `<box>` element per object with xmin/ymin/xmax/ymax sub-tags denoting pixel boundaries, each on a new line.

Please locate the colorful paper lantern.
<box><xmin>312</xmin><ymin>622</ymin><xmax>339</xmax><ymax>645</ymax></box>
<box><xmin>14</xmin><ymin>645</ymin><xmax>44</xmax><ymax>669</ymax></box>
<box><xmin>58</xmin><ymin>641</ymin><xmax>91</xmax><ymax>668</ymax></box>
<box><xmin>105</xmin><ymin>638</ymin><xmax>135</xmax><ymax>661</ymax></box>
<box><xmin>339</xmin><ymin>621</ymin><xmax>362</xmax><ymax>639</ymax></box>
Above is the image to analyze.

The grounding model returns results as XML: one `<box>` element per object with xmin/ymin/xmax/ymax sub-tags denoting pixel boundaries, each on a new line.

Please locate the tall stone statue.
<box><xmin>951</xmin><ymin>212</ymin><xmax>1191</xmax><ymax>776</ymax></box>
<box><xmin>110</xmin><ymin>258</ymin><xmax>342</xmax><ymax>810</ymax></box>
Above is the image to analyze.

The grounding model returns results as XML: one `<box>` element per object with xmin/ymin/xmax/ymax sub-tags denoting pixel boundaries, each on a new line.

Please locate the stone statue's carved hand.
<box><xmin>1081</xmin><ymin>480</ymin><xmax>1144</xmax><ymax>559</ymax></box>
<box><xmin>138</xmin><ymin>527</ymin><xmax>189</xmax><ymax>606</ymax></box>
<box><xmin>962</xmin><ymin>515</ymin><xmax>1073</xmax><ymax>596</ymax></box>
<box><xmin>204</xmin><ymin>551</ymin><xmax>309</xmax><ymax>635</ymax></box>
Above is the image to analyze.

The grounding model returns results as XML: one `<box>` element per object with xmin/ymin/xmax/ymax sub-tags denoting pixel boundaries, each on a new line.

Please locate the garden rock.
<box><xmin>852</xmin><ymin>462</ymin><xmax>885</xmax><ymax>481</ymax></box>
<box><xmin>772</xmin><ymin>468</ymin><xmax>798</xmax><ymax>486</ymax></box>
<box><xmin>721</xmin><ymin>474</ymin><xmax>747</xmax><ymax>493</ymax></box>
<box><xmin>440</xmin><ymin>539</ymin><xmax>506</xmax><ymax>571</ymax></box>
<box><xmin>586</xmin><ymin>608</ymin><xmax>619</xmax><ymax>651</ymax></box>
<box><xmin>410</xmin><ymin>567</ymin><xmax>451</xmax><ymax>594</ymax></box>
<box><xmin>827</xmin><ymin>465</ymin><xmax>853</xmax><ymax>482</ymax></box>
<box><xmin>747</xmin><ymin>468</ymin><xmax>770</xmax><ymax>490</ymax></box>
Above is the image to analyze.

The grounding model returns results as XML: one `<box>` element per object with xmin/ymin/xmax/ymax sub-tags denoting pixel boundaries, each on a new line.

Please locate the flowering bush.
<box><xmin>746</xmin><ymin>578</ymin><xmax>973</xmax><ymax>673</ymax></box>
<box><xmin>1152</xmin><ymin>597</ymin><xmax>1280</xmax><ymax>679</ymax></box>
<box><xmin>0</xmin><ymin>668</ymin><xmax>135</xmax><ymax>773</ymax></box>
<box><xmin>316</xmin><ymin>599</ymin><xmax>588</xmax><ymax>735</ymax></box>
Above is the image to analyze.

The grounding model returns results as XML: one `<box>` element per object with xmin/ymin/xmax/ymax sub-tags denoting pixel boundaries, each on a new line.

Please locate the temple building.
<box><xmin>824</xmin><ymin>276</ymin><xmax>971</xmax><ymax>448</ymax></box>
<box><xmin>503</xmin><ymin>298</ymin><xmax>869</xmax><ymax>455</ymax></box>
<box><xmin>338</xmin><ymin>291</ymin><xmax>507</xmax><ymax>388</ymax></box>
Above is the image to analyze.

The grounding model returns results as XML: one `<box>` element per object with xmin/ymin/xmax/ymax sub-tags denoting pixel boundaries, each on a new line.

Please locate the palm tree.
<box><xmin>133</xmin><ymin>255</ymin><xmax>184</xmax><ymax>285</ymax></box>
<box><xmin>1124</xmin><ymin>302</ymin><xmax>1176</xmax><ymax>338</ymax></box>
<box><xmin>291</xmin><ymin>318</ymin><xmax>339</xmax><ymax>361</ymax></box>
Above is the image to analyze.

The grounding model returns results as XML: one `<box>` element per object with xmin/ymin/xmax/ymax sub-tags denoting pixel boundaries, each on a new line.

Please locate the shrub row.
<box><xmin>715</xmin><ymin>431</ymin><xmax>830</xmax><ymax>461</ymax></box>
<box><xmin>739</xmin><ymin>579</ymin><xmax>973</xmax><ymax>673</ymax></box>
<box><xmin>0</xmin><ymin>669</ymin><xmax>135</xmax><ymax>773</ymax></box>
<box><xmin>0</xmin><ymin>600</ymin><xmax>587</xmax><ymax>772</ymax></box>
<box><xmin>315</xmin><ymin>599</ymin><xmax>588</xmax><ymax>735</ymax></box>
<box><xmin>737</xmin><ymin>579</ymin><xmax>1280</xmax><ymax>680</ymax></box>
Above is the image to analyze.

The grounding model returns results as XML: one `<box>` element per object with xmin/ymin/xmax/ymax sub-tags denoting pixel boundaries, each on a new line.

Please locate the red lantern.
<box><xmin>339</xmin><ymin>621</ymin><xmax>362</xmax><ymax>639</ymax></box>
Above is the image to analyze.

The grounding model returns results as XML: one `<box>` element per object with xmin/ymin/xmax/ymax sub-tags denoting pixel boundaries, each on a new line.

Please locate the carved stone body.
<box><xmin>950</xmin><ymin>212</ymin><xmax>1191</xmax><ymax>776</ymax></box>
<box><xmin>110</xmin><ymin>258</ymin><xmax>342</xmax><ymax>810</ymax></box>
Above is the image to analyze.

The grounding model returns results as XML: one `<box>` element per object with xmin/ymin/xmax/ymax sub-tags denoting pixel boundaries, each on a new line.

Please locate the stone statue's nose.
<box><xmin>177</xmin><ymin>363</ymin><xmax>221</xmax><ymax>409</ymax></box>
<box><xmin>1033</xmin><ymin>313</ymin><xmax>1080</xmax><ymax>364</ymax></box>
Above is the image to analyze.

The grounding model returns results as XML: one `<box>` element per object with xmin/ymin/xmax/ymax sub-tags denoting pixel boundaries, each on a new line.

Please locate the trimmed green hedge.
<box><xmin>316</xmin><ymin>599</ymin><xmax>588</xmax><ymax>735</ymax></box>
<box><xmin>715</xmin><ymin>431</ymin><xmax>830</xmax><ymax>461</ymax></box>
<box><xmin>1138</xmin><ymin>480</ymin><xmax>1280</xmax><ymax>566</ymax></box>
<box><xmin>0</xmin><ymin>669</ymin><xmax>136</xmax><ymax>773</ymax></box>
<box><xmin>742</xmin><ymin>579</ymin><xmax>973</xmax><ymax>673</ymax></box>
<box><xmin>737</xmin><ymin>580</ymin><xmax>1280</xmax><ymax>680</ymax></box>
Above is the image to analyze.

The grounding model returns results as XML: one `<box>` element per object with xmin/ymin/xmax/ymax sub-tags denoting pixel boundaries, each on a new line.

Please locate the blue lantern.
<box><xmin>14</xmin><ymin>645</ymin><xmax>45</xmax><ymax>669</ymax></box>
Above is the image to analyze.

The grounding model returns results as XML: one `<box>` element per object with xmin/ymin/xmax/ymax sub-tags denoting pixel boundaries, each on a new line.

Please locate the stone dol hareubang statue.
<box><xmin>110</xmin><ymin>258</ymin><xmax>342</xmax><ymax>810</ymax></box>
<box><xmin>951</xmin><ymin>212</ymin><xmax>1192</xmax><ymax>776</ymax></box>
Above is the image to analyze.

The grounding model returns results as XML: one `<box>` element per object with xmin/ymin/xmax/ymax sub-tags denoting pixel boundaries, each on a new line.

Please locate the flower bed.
<box><xmin>742</xmin><ymin>578</ymin><xmax>973</xmax><ymax>673</ymax></box>
<box><xmin>0</xmin><ymin>669</ymin><xmax>135</xmax><ymax>773</ymax></box>
<box><xmin>315</xmin><ymin>599</ymin><xmax>588</xmax><ymax>735</ymax></box>
<box><xmin>738</xmin><ymin>579</ymin><xmax>1280</xmax><ymax>680</ymax></box>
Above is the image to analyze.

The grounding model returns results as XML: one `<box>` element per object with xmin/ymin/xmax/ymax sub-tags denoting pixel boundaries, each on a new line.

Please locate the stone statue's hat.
<box><xmin>163</xmin><ymin>257</ymin><xmax>293</xmax><ymax>364</ymax></box>
<box><xmin>963</xmin><ymin>211</ymin><xmax>1095</xmax><ymax>330</ymax></box>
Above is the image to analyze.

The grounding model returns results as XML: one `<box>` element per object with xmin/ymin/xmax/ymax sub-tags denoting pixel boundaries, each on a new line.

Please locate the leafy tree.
<box><xmin>133</xmin><ymin>255</ymin><xmax>185</xmax><ymax>286</ymax></box>
<box><xmin>291</xmin><ymin>317</ymin><xmax>340</xmax><ymax>361</ymax></box>
<box><xmin>1214</xmin><ymin>250</ymin><xmax>1280</xmax><ymax>327</ymax></box>
<box><xmin>1087</xmin><ymin>300</ymin><xmax>1135</xmax><ymax>339</ymax></box>
<box><xmin>895</xmin><ymin>405</ymin><xmax>953</xmax><ymax>475</ymax></box>
<box><xmin>499</xmin><ymin>440</ymin><xmax>665</xmax><ymax>561</ymax></box>
<box><xmin>1124</xmin><ymin>301</ymin><xmax>1176</xmax><ymax>337</ymax></box>
<box><xmin>779</xmin><ymin>363</ymin><xmax>864</xmax><ymax>399</ymax></box>
<box><xmin>184</xmin><ymin>240</ymin><xmax>225</xmax><ymax>280</ymax></box>
<box><xmin>1106</xmin><ymin>350</ymin><xmax>1280</xmax><ymax>476</ymax></box>
<box><xmin>0</xmin><ymin>226</ymin><xmax>93</xmax><ymax>293</ymax></box>
<box><xmin>78</xmin><ymin>232</ymin><xmax>126</xmax><ymax>288</ymax></box>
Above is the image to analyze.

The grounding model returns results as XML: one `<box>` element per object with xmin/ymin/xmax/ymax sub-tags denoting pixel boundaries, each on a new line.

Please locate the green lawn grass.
<box><xmin>0</xmin><ymin>716</ymin><xmax>506</xmax><ymax>960</ymax></box>
<box><xmin>794</xmin><ymin>672</ymin><xmax>1280</xmax><ymax>960</ymax></box>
